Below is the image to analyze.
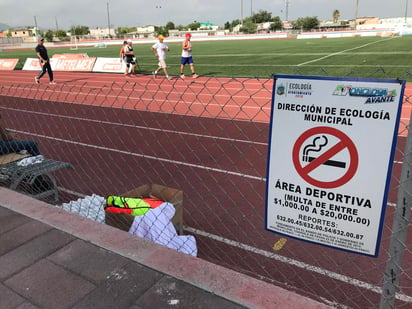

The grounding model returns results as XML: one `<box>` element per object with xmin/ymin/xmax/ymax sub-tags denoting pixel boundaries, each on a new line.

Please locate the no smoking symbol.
<box><xmin>292</xmin><ymin>126</ymin><xmax>358</xmax><ymax>189</ymax></box>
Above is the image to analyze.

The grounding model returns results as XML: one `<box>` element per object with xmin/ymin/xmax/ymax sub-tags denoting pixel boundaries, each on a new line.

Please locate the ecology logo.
<box><xmin>276</xmin><ymin>85</ymin><xmax>285</xmax><ymax>95</ymax></box>
<box><xmin>333</xmin><ymin>85</ymin><xmax>396</xmax><ymax>103</ymax></box>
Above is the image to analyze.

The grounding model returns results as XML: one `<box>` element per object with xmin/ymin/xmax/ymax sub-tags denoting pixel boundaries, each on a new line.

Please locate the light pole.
<box><xmin>107</xmin><ymin>2</ymin><xmax>111</xmax><ymax>38</ymax></box>
<box><xmin>34</xmin><ymin>16</ymin><xmax>38</xmax><ymax>34</ymax></box>
<box><xmin>240</xmin><ymin>0</ymin><xmax>243</xmax><ymax>25</ymax></box>
<box><xmin>285</xmin><ymin>0</ymin><xmax>289</xmax><ymax>21</ymax></box>
<box><xmin>405</xmin><ymin>0</ymin><xmax>409</xmax><ymax>23</ymax></box>
<box><xmin>355</xmin><ymin>0</ymin><xmax>359</xmax><ymax>27</ymax></box>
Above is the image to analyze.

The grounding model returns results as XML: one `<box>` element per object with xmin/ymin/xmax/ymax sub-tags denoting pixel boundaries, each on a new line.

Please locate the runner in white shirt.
<box><xmin>150</xmin><ymin>35</ymin><xmax>171</xmax><ymax>80</ymax></box>
<box><xmin>180</xmin><ymin>33</ymin><xmax>199</xmax><ymax>79</ymax></box>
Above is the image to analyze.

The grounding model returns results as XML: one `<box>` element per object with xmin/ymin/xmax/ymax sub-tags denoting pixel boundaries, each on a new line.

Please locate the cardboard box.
<box><xmin>105</xmin><ymin>183</ymin><xmax>184</xmax><ymax>235</ymax></box>
<box><xmin>0</xmin><ymin>152</ymin><xmax>31</xmax><ymax>165</ymax></box>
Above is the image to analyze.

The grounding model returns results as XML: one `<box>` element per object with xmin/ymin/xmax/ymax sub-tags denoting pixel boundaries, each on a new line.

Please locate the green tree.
<box><xmin>270</xmin><ymin>16</ymin><xmax>283</xmax><ymax>31</ymax></box>
<box><xmin>69</xmin><ymin>25</ymin><xmax>90</xmax><ymax>35</ymax></box>
<box><xmin>231</xmin><ymin>19</ymin><xmax>241</xmax><ymax>28</ymax></box>
<box><xmin>165</xmin><ymin>21</ymin><xmax>175</xmax><ymax>30</ymax></box>
<box><xmin>251</xmin><ymin>10</ymin><xmax>273</xmax><ymax>23</ymax></box>
<box><xmin>6</xmin><ymin>28</ymin><xmax>12</xmax><ymax>38</ymax></box>
<box><xmin>240</xmin><ymin>20</ymin><xmax>257</xmax><ymax>34</ymax></box>
<box><xmin>155</xmin><ymin>26</ymin><xmax>168</xmax><ymax>37</ymax></box>
<box><xmin>117</xmin><ymin>27</ymin><xmax>129</xmax><ymax>35</ymax></box>
<box><xmin>117</xmin><ymin>27</ymin><xmax>137</xmax><ymax>35</ymax></box>
<box><xmin>224</xmin><ymin>21</ymin><xmax>231</xmax><ymax>30</ymax></box>
<box><xmin>187</xmin><ymin>22</ymin><xmax>200</xmax><ymax>30</ymax></box>
<box><xmin>54</xmin><ymin>30</ymin><xmax>68</xmax><ymax>41</ymax></box>
<box><xmin>292</xmin><ymin>17</ymin><xmax>320</xmax><ymax>31</ymax></box>
<box><xmin>44</xmin><ymin>30</ymin><xmax>54</xmax><ymax>42</ymax></box>
<box><xmin>333</xmin><ymin>10</ymin><xmax>340</xmax><ymax>23</ymax></box>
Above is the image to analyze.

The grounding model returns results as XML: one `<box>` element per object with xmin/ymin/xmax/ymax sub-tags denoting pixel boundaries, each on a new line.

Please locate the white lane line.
<box><xmin>3</xmin><ymin>107</ymin><xmax>404</xmax><ymax>180</ymax></box>
<box><xmin>185</xmin><ymin>226</ymin><xmax>412</xmax><ymax>304</ymax></box>
<box><xmin>139</xmin><ymin>64</ymin><xmax>412</xmax><ymax>68</ymax></box>
<box><xmin>1</xmin><ymin>107</ymin><xmax>268</xmax><ymax>146</ymax></box>
<box><xmin>132</xmin><ymin>51</ymin><xmax>412</xmax><ymax>58</ymax></box>
<box><xmin>13</xmin><ymin>131</ymin><xmax>266</xmax><ymax>181</ymax></box>
<box><xmin>23</xmin><ymin>125</ymin><xmax>401</xmax><ymax>207</ymax></box>
<box><xmin>14</xmin><ymin>128</ymin><xmax>405</xmax><ymax>194</ymax></box>
<box><xmin>297</xmin><ymin>37</ymin><xmax>396</xmax><ymax>66</ymax></box>
<box><xmin>0</xmin><ymin>87</ymin><xmax>272</xmax><ymax>109</ymax></box>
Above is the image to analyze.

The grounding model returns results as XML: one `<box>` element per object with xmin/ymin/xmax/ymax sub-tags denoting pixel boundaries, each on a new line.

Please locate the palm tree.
<box><xmin>333</xmin><ymin>9</ymin><xmax>340</xmax><ymax>23</ymax></box>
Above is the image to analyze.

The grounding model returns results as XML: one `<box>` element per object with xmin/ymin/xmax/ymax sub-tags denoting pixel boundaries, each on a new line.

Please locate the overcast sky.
<box><xmin>0</xmin><ymin>0</ymin><xmax>409</xmax><ymax>30</ymax></box>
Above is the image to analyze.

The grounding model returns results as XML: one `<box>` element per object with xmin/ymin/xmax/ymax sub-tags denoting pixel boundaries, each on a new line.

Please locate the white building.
<box><xmin>89</xmin><ymin>27</ymin><xmax>116</xmax><ymax>38</ymax></box>
<box><xmin>355</xmin><ymin>16</ymin><xmax>412</xmax><ymax>35</ymax></box>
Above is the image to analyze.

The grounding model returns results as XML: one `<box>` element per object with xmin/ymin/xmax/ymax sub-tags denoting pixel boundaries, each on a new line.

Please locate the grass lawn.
<box><xmin>2</xmin><ymin>35</ymin><xmax>412</xmax><ymax>80</ymax></box>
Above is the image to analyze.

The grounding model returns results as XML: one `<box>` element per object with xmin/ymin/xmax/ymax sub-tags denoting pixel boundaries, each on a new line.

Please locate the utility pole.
<box><xmin>285</xmin><ymin>0</ymin><xmax>289</xmax><ymax>21</ymax></box>
<box><xmin>241</xmin><ymin>0</ymin><xmax>243</xmax><ymax>25</ymax></box>
<box><xmin>55</xmin><ymin>17</ymin><xmax>59</xmax><ymax>30</ymax></box>
<box><xmin>355</xmin><ymin>0</ymin><xmax>359</xmax><ymax>28</ymax></box>
<box><xmin>34</xmin><ymin>16</ymin><xmax>38</xmax><ymax>35</ymax></box>
<box><xmin>107</xmin><ymin>2</ymin><xmax>111</xmax><ymax>38</ymax></box>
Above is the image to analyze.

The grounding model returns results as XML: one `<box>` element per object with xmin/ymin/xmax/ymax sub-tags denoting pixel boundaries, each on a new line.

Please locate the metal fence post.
<box><xmin>380</xmin><ymin>110</ymin><xmax>412</xmax><ymax>309</ymax></box>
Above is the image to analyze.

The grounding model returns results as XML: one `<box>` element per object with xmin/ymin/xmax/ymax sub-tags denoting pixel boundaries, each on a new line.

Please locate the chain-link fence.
<box><xmin>0</xmin><ymin>75</ymin><xmax>411</xmax><ymax>308</ymax></box>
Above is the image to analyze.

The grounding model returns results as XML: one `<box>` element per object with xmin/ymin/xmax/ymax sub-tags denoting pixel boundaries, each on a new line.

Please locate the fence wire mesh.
<box><xmin>0</xmin><ymin>74</ymin><xmax>411</xmax><ymax>308</ymax></box>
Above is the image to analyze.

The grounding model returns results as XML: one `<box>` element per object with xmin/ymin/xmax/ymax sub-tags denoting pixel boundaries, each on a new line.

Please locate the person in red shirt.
<box><xmin>120</xmin><ymin>40</ymin><xmax>127</xmax><ymax>64</ymax></box>
<box><xmin>180</xmin><ymin>33</ymin><xmax>199</xmax><ymax>79</ymax></box>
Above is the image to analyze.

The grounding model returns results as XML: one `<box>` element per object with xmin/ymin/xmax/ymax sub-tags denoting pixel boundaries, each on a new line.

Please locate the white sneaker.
<box><xmin>192</xmin><ymin>74</ymin><xmax>199</xmax><ymax>79</ymax></box>
<box><xmin>49</xmin><ymin>81</ymin><xmax>56</xmax><ymax>84</ymax></box>
<box><xmin>34</xmin><ymin>77</ymin><xmax>39</xmax><ymax>84</ymax></box>
<box><xmin>166</xmin><ymin>76</ymin><xmax>173</xmax><ymax>81</ymax></box>
<box><xmin>152</xmin><ymin>71</ymin><xmax>157</xmax><ymax>78</ymax></box>
<box><xmin>180</xmin><ymin>74</ymin><xmax>185</xmax><ymax>79</ymax></box>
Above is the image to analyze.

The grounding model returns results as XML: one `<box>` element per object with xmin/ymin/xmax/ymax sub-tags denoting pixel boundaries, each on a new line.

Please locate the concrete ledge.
<box><xmin>0</xmin><ymin>188</ymin><xmax>331</xmax><ymax>309</ymax></box>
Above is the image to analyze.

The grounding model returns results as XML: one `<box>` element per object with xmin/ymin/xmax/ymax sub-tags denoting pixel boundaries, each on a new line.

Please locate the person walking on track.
<box><xmin>124</xmin><ymin>39</ymin><xmax>137</xmax><ymax>76</ymax></box>
<box><xmin>180</xmin><ymin>33</ymin><xmax>199</xmax><ymax>79</ymax></box>
<box><xmin>151</xmin><ymin>35</ymin><xmax>172</xmax><ymax>80</ymax></box>
<box><xmin>34</xmin><ymin>37</ymin><xmax>55</xmax><ymax>84</ymax></box>
<box><xmin>120</xmin><ymin>40</ymin><xmax>127</xmax><ymax>64</ymax></box>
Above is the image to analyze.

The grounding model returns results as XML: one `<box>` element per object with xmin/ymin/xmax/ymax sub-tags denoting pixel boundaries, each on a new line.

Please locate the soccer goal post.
<box><xmin>70</xmin><ymin>36</ymin><xmax>78</xmax><ymax>50</ymax></box>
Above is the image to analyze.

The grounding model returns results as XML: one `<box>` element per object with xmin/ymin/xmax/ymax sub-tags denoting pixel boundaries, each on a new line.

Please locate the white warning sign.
<box><xmin>265</xmin><ymin>75</ymin><xmax>405</xmax><ymax>256</ymax></box>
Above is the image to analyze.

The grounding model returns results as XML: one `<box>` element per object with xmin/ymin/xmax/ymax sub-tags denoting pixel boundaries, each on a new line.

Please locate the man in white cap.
<box><xmin>124</xmin><ymin>39</ymin><xmax>136</xmax><ymax>76</ymax></box>
<box><xmin>34</xmin><ymin>37</ymin><xmax>55</xmax><ymax>84</ymax></box>
<box><xmin>151</xmin><ymin>35</ymin><xmax>171</xmax><ymax>80</ymax></box>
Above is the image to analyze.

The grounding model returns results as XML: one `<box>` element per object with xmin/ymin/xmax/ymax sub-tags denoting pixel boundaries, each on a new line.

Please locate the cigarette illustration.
<box><xmin>302</xmin><ymin>135</ymin><xmax>346</xmax><ymax>168</ymax></box>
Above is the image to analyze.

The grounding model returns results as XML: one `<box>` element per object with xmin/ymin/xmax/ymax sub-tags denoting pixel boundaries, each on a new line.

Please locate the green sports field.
<box><xmin>2</xmin><ymin>35</ymin><xmax>412</xmax><ymax>80</ymax></box>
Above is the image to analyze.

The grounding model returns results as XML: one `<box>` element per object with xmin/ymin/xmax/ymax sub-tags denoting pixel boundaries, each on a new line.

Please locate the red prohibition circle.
<box><xmin>292</xmin><ymin>126</ymin><xmax>358</xmax><ymax>189</ymax></box>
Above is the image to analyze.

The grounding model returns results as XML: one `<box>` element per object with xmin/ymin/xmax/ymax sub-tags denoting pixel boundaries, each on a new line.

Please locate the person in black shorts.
<box><xmin>34</xmin><ymin>37</ymin><xmax>55</xmax><ymax>84</ymax></box>
<box><xmin>124</xmin><ymin>39</ymin><xmax>136</xmax><ymax>76</ymax></box>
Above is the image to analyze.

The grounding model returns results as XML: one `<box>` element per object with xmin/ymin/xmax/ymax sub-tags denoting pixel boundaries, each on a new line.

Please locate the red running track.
<box><xmin>1</xmin><ymin>70</ymin><xmax>412</xmax><ymax>308</ymax></box>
